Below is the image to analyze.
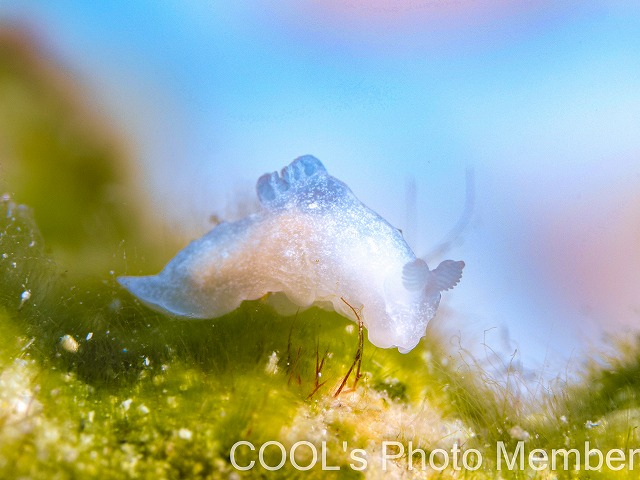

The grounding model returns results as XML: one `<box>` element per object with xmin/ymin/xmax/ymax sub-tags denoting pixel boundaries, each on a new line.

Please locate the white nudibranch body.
<box><xmin>118</xmin><ymin>156</ymin><xmax>464</xmax><ymax>353</ymax></box>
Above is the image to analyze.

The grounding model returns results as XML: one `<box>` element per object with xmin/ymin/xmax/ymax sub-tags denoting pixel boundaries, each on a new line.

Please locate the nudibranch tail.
<box><xmin>117</xmin><ymin>275</ymin><xmax>192</xmax><ymax>316</ymax></box>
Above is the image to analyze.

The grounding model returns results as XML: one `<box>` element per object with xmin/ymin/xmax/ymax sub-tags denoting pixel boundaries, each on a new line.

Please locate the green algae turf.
<box><xmin>2</xmin><ymin>28</ymin><xmax>640</xmax><ymax>479</ymax></box>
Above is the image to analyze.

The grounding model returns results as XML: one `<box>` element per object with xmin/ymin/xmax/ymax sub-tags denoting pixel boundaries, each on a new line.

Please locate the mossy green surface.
<box><xmin>2</xmin><ymin>26</ymin><xmax>640</xmax><ymax>479</ymax></box>
<box><xmin>0</xmin><ymin>195</ymin><xmax>464</xmax><ymax>479</ymax></box>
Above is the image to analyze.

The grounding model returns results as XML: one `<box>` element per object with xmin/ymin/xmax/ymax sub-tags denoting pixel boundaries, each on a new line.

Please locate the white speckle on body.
<box><xmin>11</xmin><ymin>394</ymin><xmax>32</xmax><ymax>415</ymax></box>
<box><xmin>178</xmin><ymin>428</ymin><xmax>192</xmax><ymax>441</ymax></box>
<box><xmin>86</xmin><ymin>332</ymin><xmax>93</xmax><ymax>341</ymax></box>
<box><xmin>60</xmin><ymin>334</ymin><xmax>79</xmax><ymax>353</ymax></box>
<box><xmin>118</xmin><ymin>156</ymin><xmax>464</xmax><ymax>353</ymax></box>
<box><xmin>509</xmin><ymin>425</ymin><xmax>530</xmax><ymax>441</ymax></box>
<box><xmin>21</xmin><ymin>337</ymin><xmax>35</xmax><ymax>351</ymax></box>
<box><xmin>18</xmin><ymin>290</ymin><xmax>31</xmax><ymax>308</ymax></box>
<box><xmin>121</xmin><ymin>398</ymin><xmax>133</xmax><ymax>411</ymax></box>
<box><xmin>585</xmin><ymin>420</ymin><xmax>601</xmax><ymax>429</ymax></box>
<box><xmin>265</xmin><ymin>351</ymin><xmax>279</xmax><ymax>375</ymax></box>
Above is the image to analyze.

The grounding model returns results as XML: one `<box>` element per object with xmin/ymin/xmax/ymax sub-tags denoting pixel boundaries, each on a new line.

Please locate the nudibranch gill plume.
<box><xmin>118</xmin><ymin>155</ymin><xmax>464</xmax><ymax>353</ymax></box>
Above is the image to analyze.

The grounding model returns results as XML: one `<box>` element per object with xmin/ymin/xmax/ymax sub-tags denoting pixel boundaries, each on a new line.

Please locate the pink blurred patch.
<box><xmin>539</xmin><ymin>185</ymin><xmax>640</xmax><ymax>330</ymax></box>
<box><xmin>267</xmin><ymin>0</ymin><xmax>559</xmax><ymax>54</ymax></box>
<box><xmin>310</xmin><ymin>0</ymin><xmax>533</xmax><ymax>26</ymax></box>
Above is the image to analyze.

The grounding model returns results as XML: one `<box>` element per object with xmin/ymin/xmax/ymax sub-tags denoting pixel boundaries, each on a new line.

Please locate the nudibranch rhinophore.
<box><xmin>118</xmin><ymin>156</ymin><xmax>464</xmax><ymax>353</ymax></box>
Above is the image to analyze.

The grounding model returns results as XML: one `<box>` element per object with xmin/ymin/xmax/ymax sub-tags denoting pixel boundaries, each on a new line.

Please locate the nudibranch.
<box><xmin>118</xmin><ymin>156</ymin><xmax>464</xmax><ymax>353</ymax></box>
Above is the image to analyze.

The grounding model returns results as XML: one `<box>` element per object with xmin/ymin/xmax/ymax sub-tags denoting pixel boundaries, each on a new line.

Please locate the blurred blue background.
<box><xmin>1</xmin><ymin>1</ymin><xmax>639</xmax><ymax>377</ymax></box>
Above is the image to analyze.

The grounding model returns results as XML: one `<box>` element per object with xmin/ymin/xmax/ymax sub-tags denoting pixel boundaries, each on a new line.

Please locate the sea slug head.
<box><xmin>256</xmin><ymin>155</ymin><xmax>352</xmax><ymax>210</ymax></box>
<box><xmin>381</xmin><ymin>258</ymin><xmax>465</xmax><ymax>353</ymax></box>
